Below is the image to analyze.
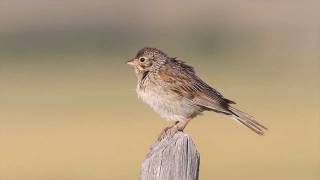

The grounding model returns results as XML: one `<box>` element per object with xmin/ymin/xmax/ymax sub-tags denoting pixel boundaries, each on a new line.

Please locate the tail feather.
<box><xmin>228</xmin><ymin>106</ymin><xmax>267</xmax><ymax>135</ymax></box>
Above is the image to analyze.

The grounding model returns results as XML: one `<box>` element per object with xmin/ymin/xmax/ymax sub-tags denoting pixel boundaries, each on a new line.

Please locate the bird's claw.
<box><xmin>157</xmin><ymin>125</ymin><xmax>180</xmax><ymax>141</ymax></box>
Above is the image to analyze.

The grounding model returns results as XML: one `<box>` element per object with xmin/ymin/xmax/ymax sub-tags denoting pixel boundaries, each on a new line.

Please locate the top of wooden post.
<box><xmin>140</xmin><ymin>132</ymin><xmax>200</xmax><ymax>180</ymax></box>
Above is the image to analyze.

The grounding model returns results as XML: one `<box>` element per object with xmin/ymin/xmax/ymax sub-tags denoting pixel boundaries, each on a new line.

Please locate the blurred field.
<box><xmin>0</xmin><ymin>1</ymin><xmax>319</xmax><ymax>180</ymax></box>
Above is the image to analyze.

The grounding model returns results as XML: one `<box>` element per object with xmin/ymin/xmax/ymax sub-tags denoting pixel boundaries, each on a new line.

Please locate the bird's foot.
<box><xmin>157</xmin><ymin>120</ymin><xmax>191</xmax><ymax>141</ymax></box>
<box><xmin>157</xmin><ymin>123</ymin><xmax>180</xmax><ymax>141</ymax></box>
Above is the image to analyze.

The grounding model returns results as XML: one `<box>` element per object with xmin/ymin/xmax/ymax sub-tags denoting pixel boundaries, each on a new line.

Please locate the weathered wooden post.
<box><xmin>140</xmin><ymin>131</ymin><xmax>200</xmax><ymax>180</ymax></box>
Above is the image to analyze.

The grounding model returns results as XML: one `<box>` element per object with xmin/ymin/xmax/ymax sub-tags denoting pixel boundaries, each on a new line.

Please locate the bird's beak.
<box><xmin>127</xmin><ymin>58</ymin><xmax>136</xmax><ymax>66</ymax></box>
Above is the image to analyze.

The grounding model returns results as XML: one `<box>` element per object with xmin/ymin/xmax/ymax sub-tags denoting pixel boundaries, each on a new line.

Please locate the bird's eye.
<box><xmin>139</xmin><ymin>57</ymin><xmax>146</xmax><ymax>62</ymax></box>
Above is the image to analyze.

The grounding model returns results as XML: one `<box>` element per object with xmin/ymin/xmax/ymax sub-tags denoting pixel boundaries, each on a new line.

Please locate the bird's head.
<box><xmin>127</xmin><ymin>47</ymin><xmax>167</xmax><ymax>73</ymax></box>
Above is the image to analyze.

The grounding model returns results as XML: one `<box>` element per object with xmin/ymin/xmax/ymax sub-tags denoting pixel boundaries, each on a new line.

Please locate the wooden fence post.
<box><xmin>140</xmin><ymin>131</ymin><xmax>200</xmax><ymax>180</ymax></box>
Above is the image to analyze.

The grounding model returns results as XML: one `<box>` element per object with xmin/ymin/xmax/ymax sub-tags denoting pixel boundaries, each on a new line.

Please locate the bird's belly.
<box><xmin>137</xmin><ymin>86</ymin><xmax>201</xmax><ymax>121</ymax></box>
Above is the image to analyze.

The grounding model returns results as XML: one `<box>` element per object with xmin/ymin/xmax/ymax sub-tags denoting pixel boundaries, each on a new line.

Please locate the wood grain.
<box><xmin>140</xmin><ymin>132</ymin><xmax>200</xmax><ymax>180</ymax></box>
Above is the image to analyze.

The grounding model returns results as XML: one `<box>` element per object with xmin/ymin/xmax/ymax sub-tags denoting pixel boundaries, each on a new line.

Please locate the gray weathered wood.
<box><xmin>140</xmin><ymin>132</ymin><xmax>200</xmax><ymax>180</ymax></box>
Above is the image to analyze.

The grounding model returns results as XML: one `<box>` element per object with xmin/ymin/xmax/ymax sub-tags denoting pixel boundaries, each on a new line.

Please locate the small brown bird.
<box><xmin>127</xmin><ymin>47</ymin><xmax>267</xmax><ymax>139</ymax></box>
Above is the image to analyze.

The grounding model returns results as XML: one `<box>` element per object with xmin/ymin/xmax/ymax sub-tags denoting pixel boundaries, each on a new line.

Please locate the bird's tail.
<box><xmin>228</xmin><ymin>106</ymin><xmax>267</xmax><ymax>135</ymax></box>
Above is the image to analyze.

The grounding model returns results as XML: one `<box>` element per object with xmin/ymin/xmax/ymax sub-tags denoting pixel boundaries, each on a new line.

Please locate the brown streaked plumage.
<box><xmin>127</xmin><ymin>47</ymin><xmax>267</xmax><ymax>139</ymax></box>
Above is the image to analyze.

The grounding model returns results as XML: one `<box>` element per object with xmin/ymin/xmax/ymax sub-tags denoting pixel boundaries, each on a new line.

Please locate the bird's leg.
<box><xmin>175</xmin><ymin>118</ymin><xmax>192</xmax><ymax>131</ymax></box>
<box><xmin>157</xmin><ymin>119</ymin><xmax>191</xmax><ymax>141</ymax></box>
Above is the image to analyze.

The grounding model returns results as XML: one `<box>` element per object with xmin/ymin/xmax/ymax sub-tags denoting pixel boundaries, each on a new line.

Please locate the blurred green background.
<box><xmin>0</xmin><ymin>1</ymin><xmax>319</xmax><ymax>180</ymax></box>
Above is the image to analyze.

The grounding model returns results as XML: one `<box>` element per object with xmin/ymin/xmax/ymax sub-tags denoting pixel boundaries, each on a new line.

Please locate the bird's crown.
<box><xmin>135</xmin><ymin>47</ymin><xmax>167</xmax><ymax>59</ymax></box>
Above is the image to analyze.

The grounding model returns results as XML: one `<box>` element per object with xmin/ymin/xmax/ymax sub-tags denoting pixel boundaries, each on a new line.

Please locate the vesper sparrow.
<box><xmin>127</xmin><ymin>47</ymin><xmax>267</xmax><ymax>139</ymax></box>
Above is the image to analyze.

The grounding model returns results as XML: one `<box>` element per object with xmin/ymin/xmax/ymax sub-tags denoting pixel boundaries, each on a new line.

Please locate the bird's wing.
<box><xmin>157</xmin><ymin>59</ymin><xmax>235</xmax><ymax>114</ymax></box>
